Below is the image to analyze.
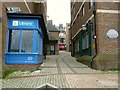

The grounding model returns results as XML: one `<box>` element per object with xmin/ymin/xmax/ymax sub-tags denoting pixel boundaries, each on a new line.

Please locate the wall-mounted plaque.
<box><xmin>106</xmin><ymin>29</ymin><xmax>119</xmax><ymax>39</ymax></box>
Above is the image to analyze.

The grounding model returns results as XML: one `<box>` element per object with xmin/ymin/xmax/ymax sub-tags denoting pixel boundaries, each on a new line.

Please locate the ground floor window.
<box><xmin>7</xmin><ymin>29</ymin><xmax>40</xmax><ymax>53</ymax></box>
<box><xmin>82</xmin><ymin>32</ymin><xmax>89</xmax><ymax>50</ymax></box>
<box><xmin>8</xmin><ymin>30</ymin><xmax>20</xmax><ymax>52</ymax></box>
<box><xmin>22</xmin><ymin>30</ymin><xmax>34</xmax><ymax>52</ymax></box>
<box><xmin>75</xmin><ymin>39</ymin><xmax>79</xmax><ymax>52</ymax></box>
<box><xmin>50</xmin><ymin>45</ymin><xmax>55</xmax><ymax>55</ymax></box>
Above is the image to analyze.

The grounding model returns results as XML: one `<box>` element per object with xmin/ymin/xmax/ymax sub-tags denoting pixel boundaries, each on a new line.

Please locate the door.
<box><xmin>50</xmin><ymin>45</ymin><xmax>55</xmax><ymax>55</ymax></box>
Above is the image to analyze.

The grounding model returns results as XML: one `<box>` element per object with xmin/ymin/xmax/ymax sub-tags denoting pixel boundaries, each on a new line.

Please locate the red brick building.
<box><xmin>70</xmin><ymin>1</ymin><xmax>119</xmax><ymax>69</ymax></box>
<box><xmin>47</xmin><ymin>20</ymin><xmax>59</xmax><ymax>55</ymax></box>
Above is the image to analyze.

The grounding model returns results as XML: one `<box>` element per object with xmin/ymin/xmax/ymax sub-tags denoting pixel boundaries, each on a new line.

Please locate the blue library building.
<box><xmin>5</xmin><ymin>13</ymin><xmax>48</xmax><ymax>65</ymax></box>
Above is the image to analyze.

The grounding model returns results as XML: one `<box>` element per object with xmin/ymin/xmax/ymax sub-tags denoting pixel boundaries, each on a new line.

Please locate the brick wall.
<box><xmin>2</xmin><ymin>3</ymin><xmax>8</xmax><ymax>65</ymax></box>
<box><xmin>96</xmin><ymin>13</ymin><xmax>118</xmax><ymax>54</ymax></box>
<box><xmin>0</xmin><ymin>16</ymin><xmax>2</xmax><ymax>74</ymax></box>
<box><xmin>70</xmin><ymin>1</ymin><xmax>119</xmax><ymax>69</ymax></box>
<box><xmin>47</xmin><ymin>31</ymin><xmax>59</xmax><ymax>55</ymax></box>
<box><xmin>50</xmin><ymin>32</ymin><xmax>59</xmax><ymax>40</ymax></box>
<box><xmin>47</xmin><ymin>41</ymin><xmax>59</xmax><ymax>55</ymax></box>
<box><xmin>71</xmin><ymin>2</ymin><xmax>94</xmax><ymax>38</ymax></box>
<box><xmin>97</xmin><ymin>2</ymin><xmax>118</xmax><ymax>10</ymax></box>
<box><xmin>0</xmin><ymin>3</ymin><xmax>2</xmax><ymax>74</ymax></box>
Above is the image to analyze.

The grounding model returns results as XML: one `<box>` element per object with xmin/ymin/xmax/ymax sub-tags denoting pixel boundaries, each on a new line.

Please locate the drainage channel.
<box><xmin>61</xmin><ymin>55</ymin><xmax>78</xmax><ymax>74</ymax></box>
<box><xmin>56</xmin><ymin>55</ymin><xmax>63</xmax><ymax>74</ymax></box>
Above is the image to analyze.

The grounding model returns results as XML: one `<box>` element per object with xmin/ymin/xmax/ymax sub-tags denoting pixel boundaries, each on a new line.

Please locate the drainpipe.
<box><xmin>93</xmin><ymin>1</ymin><xmax>97</xmax><ymax>55</ymax></box>
<box><xmin>90</xmin><ymin>1</ymin><xmax>97</xmax><ymax>68</ymax></box>
<box><xmin>70</xmin><ymin>25</ymin><xmax>73</xmax><ymax>56</ymax></box>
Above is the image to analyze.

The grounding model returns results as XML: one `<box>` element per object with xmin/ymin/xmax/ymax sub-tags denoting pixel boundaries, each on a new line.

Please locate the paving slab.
<box><xmin>2</xmin><ymin>51</ymin><xmax>118</xmax><ymax>89</ymax></box>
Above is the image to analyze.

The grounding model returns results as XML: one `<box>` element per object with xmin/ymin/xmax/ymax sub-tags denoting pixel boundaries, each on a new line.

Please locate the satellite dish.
<box><xmin>106</xmin><ymin>29</ymin><xmax>119</xmax><ymax>39</ymax></box>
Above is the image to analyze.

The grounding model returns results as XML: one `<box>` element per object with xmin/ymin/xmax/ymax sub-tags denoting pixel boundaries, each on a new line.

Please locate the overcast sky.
<box><xmin>47</xmin><ymin>0</ymin><xmax>71</xmax><ymax>26</ymax></box>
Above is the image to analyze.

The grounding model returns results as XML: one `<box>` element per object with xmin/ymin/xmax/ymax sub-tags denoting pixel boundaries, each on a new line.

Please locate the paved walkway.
<box><xmin>2</xmin><ymin>51</ymin><xmax>118</xmax><ymax>89</ymax></box>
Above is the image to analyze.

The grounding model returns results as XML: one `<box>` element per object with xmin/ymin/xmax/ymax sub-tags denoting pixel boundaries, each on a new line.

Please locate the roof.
<box><xmin>7</xmin><ymin>13</ymin><xmax>49</xmax><ymax>44</ymax></box>
<box><xmin>47</xmin><ymin>21</ymin><xmax>59</xmax><ymax>32</ymax></box>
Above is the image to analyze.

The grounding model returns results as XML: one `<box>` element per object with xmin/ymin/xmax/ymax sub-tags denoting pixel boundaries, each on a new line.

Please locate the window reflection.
<box><xmin>8</xmin><ymin>30</ymin><xmax>20</xmax><ymax>52</ymax></box>
<box><xmin>82</xmin><ymin>32</ymin><xmax>89</xmax><ymax>50</ymax></box>
<box><xmin>38</xmin><ymin>34</ymin><xmax>40</xmax><ymax>53</ymax></box>
<box><xmin>22</xmin><ymin>30</ymin><xmax>33</xmax><ymax>52</ymax></box>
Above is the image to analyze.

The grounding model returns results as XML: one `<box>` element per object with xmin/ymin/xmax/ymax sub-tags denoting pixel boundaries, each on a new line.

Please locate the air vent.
<box><xmin>6</xmin><ymin>7</ymin><xmax>21</xmax><ymax>13</ymax></box>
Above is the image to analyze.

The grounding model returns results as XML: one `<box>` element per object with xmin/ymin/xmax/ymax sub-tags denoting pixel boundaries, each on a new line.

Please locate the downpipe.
<box><xmin>90</xmin><ymin>54</ymin><xmax>97</xmax><ymax>68</ymax></box>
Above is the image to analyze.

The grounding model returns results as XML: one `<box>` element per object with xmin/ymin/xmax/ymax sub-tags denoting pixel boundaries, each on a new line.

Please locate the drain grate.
<box><xmin>34</xmin><ymin>83</ymin><xmax>61</xmax><ymax>90</ymax></box>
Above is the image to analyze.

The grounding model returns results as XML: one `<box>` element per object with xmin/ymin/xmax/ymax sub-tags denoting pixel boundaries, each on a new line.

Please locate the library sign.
<box><xmin>8</xmin><ymin>19</ymin><xmax>38</xmax><ymax>29</ymax></box>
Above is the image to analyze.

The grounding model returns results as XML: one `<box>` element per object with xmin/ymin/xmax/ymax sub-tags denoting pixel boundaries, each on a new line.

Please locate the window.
<box><xmin>8</xmin><ymin>30</ymin><xmax>20</xmax><ymax>52</ymax></box>
<box><xmin>50</xmin><ymin>45</ymin><xmax>55</xmax><ymax>51</ymax></box>
<box><xmin>89</xmin><ymin>0</ymin><xmax>93</xmax><ymax>9</ymax></box>
<box><xmin>75</xmin><ymin>39</ymin><xmax>79</xmax><ymax>52</ymax></box>
<box><xmin>38</xmin><ymin>34</ymin><xmax>41</xmax><ymax>53</ymax></box>
<box><xmin>82</xmin><ymin>33</ymin><xmax>89</xmax><ymax>50</ymax></box>
<box><xmin>82</xmin><ymin>5</ymin><xmax>85</xmax><ymax>16</ymax></box>
<box><xmin>22</xmin><ymin>30</ymin><xmax>34</xmax><ymax>52</ymax></box>
<box><xmin>50</xmin><ymin>45</ymin><xmax>55</xmax><ymax>55</ymax></box>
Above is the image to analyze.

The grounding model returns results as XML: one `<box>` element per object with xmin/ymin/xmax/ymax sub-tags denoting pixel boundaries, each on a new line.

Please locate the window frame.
<box><xmin>7</xmin><ymin>29</ymin><xmax>39</xmax><ymax>53</ymax></box>
<box><xmin>82</xmin><ymin>32</ymin><xmax>89</xmax><ymax>50</ymax></box>
<box><xmin>8</xmin><ymin>29</ymin><xmax>20</xmax><ymax>52</ymax></box>
<box><xmin>21</xmin><ymin>30</ymin><xmax>34</xmax><ymax>53</ymax></box>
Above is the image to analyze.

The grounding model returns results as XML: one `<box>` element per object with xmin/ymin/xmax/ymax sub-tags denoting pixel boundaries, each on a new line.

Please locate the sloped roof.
<box><xmin>47</xmin><ymin>20</ymin><xmax>59</xmax><ymax>32</ymax></box>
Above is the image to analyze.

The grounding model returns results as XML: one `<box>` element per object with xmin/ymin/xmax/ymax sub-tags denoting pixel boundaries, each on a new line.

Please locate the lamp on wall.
<box><xmin>82</xmin><ymin>24</ymin><xmax>87</xmax><ymax>31</ymax></box>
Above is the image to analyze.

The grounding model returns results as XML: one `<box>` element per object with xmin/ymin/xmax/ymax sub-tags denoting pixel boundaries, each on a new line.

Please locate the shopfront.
<box><xmin>5</xmin><ymin>13</ymin><xmax>48</xmax><ymax>64</ymax></box>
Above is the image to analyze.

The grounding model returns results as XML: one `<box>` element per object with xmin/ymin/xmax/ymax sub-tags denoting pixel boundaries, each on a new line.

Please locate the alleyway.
<box><xmin>2</xmin><ymin>51</ymin><xmax>118</xmax><ymax>89</ymax></box>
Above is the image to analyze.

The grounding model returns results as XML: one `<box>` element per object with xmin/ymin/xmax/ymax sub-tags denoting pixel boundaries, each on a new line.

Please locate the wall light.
<box><xmin>82</xmin><ymin>24</ymin><xmax>87</xmax><ymax>31</ymax></box>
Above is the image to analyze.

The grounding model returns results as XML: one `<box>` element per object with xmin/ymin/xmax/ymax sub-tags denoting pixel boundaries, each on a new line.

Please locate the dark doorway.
<box><xmin>50</xmin><ymin>45</ymin><xmax>55</xmax><ymax>55</ymax></box>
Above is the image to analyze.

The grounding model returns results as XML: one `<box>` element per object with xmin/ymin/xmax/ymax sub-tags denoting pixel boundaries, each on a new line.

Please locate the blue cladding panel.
<box><xmin>5</xmin><ymin>16</ymin><xmax>44</xmax><ymax>65</ymax></box>
<box><xmin>8</xmin><ymin>19</ymin><xmax>39</xmax><ymax>29</ymax></box>
<box><xmin>5</xmin><ymin>53</ymin><xmax>43</xmax><ymax>64</ymax></box>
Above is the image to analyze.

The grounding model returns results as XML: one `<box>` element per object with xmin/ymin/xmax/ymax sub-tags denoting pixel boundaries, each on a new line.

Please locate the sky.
<box><xmin>47</xmin><ymin>0</ymin><xmax>71</xmax><ymax>26</ymax></box>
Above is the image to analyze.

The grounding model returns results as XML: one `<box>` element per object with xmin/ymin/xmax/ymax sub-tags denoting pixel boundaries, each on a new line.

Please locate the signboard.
<box><xmin>12</xmin><ymin>21</ymin><xmax>34</xmax><ymax>27</ymax></box>
<box><xmin>8</xmin><ymin>19</ymin><xmax>39</xmax><ymax>29</ymax></box>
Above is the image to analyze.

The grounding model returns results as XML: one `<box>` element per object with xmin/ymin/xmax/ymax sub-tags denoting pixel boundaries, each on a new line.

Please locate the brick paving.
<box><xmin>2</xmin><ymin>51</ymin><xmax>118</xmax><ymax>89</ymax></box>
